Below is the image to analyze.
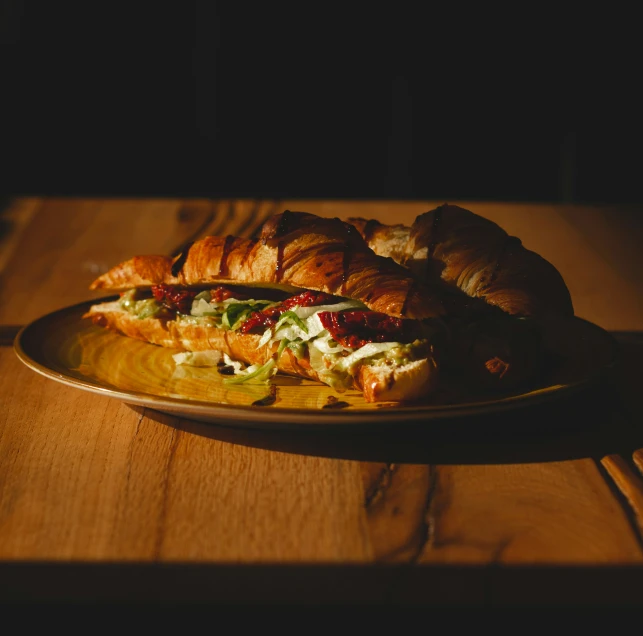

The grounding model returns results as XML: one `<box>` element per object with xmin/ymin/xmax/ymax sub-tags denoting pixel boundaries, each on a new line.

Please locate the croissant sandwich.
<box><xmin>348</xmin><ymin>204</ymin><xmax>574</xmax><ymax>319</ymax></box>
<box><xmin>84</xmin><ymin>207</ymin><xmax>573</xmax><ymax>402</ymax></box>
<box><xmin>83</xmin><ymin>211</ymin><xmax>448</xmax><ymax>403</ymax></box>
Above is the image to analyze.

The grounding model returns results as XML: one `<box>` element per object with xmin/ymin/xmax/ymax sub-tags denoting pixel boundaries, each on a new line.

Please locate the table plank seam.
<box><xmin>597</xmin><ymin>456</ymin><xmax>643</xmax><ymax>555</ymax></box>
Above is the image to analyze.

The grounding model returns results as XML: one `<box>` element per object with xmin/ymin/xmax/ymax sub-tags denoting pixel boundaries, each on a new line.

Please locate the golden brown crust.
<box><xmin>349</xmin><ymin>204</ymin><xmax>574</xmax><ymax>318</ymax></box>
<box><xmin>83</xmin><ymin>302</ymin><xmax>439</xmax><ymax>402</ymax></box>
<box><xmin>92</xmin><ymin>255</ymin><xmax>178</xmax><ymax>289</ymax></box>
<box><xmin>89</xmin><ymin>211</ymin><xmax>444</xmax><ymax>320</ymax></box>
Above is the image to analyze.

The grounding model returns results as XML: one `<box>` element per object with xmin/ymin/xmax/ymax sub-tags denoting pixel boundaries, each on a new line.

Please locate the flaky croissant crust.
<box><xmin>89</xmin><ymin>211</ymin><xmax>445</xmax><ymax>320</ymax></box>
<box><xmin>349</xmin><ymin>204</ymin><xmax>574</xmax><ymax>318</ymax></box>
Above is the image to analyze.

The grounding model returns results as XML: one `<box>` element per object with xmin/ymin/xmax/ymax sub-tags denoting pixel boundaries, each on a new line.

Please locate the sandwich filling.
<box><xmin>115</xmin><ymin>284</ymin><xmax>436</xmax><ymax>390</ymax></box>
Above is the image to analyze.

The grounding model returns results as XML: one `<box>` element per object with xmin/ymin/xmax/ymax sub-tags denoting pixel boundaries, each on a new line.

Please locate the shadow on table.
<box><xmin>135</xmin><ymin>334</ymin><xmax>643</xmax><ymax>465</ymax></box>
<box><xmin>137</xmin><ymin>390</ymin><xmax>639</xmax><ymax>465</ymax></box>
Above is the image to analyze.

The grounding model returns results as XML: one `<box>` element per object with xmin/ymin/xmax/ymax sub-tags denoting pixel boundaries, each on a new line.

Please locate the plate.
<box><xmin>14</xmin><ymin>298</ymin><xmax>619</xmax><ymax>429</ymax></box>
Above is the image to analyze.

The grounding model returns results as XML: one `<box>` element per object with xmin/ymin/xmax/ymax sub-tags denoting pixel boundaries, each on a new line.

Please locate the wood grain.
<box><xmin>601</xmin><ymin>455</ymin><xmax>643</xmax><ymax>540</ymax></box>
<box><xmin>2</xmin><ymin>197</ymin><xmax>643</xmax><ymax>574</ymax></box>
<box><xmin>0</xmin><ymin>198</ymin><xmax>214</xmax><ymax>325</ymax></box>
<box><xmin>361</xmin><ymin>463</ymin><xmax>433</xmax><ymax>562</ymax></box>
<box><xmin>362</xmin><ymin>461</ymin><xmax>643</xmax><ymax>564</ymax></box>
<box><xmin>0</xmin><ymin>350</ymin><xmax>370</xmax><ymax>562</ymax></box>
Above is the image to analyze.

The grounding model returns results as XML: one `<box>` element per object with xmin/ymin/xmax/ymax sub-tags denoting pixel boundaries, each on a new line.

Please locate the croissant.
<box><xmin>90</xmin><ymin>210</ymin><xmax>445</xmax><ymax>321</ymax></box>
<box><xmin>85</xmin><ymin>211</ymin><xmax>444</xmax><ymax>403</ymax></box>
<box><xmin>348</xmin><ymin>204</ymin><xmax>574</xmax><ymax>319</ymax></box>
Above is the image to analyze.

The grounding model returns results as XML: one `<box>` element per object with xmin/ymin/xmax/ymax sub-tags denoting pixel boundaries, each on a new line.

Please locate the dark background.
<box><xmin>2</xmin><ymin>2</ymin><xmax>641</xmax><ymax>203</ymax></box>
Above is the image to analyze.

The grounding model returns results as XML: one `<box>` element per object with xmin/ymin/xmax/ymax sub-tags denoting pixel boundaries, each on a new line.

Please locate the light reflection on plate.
<box><xmin>13</xmin><ymin>298</ymin><xmax>619</xmax><ymax>429</ymax></box>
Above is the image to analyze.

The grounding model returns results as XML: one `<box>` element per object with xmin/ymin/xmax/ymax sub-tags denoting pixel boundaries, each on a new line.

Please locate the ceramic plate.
<box><xmin>14</xmin><ymin>298</ymin><xmax>618</xmax><ymax>429</ymax></box>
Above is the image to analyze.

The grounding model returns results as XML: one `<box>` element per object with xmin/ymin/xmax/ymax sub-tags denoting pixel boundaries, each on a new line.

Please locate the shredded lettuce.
<box><xmin>311</xmin><ymin>331</ymin><xmax>345</xmax><ymax>354</ymax></box>
<box><xmin>332</xmin><ymin>342</ymin><xmax>401</xmax><ymax>374</ymax></box>
<box><xmin>286</xmin><ymin>339</ymin><xmax>306</xmax><ymax>359</ymax></box>
<box><xmin>118</xmin><ymin>290</ymin><xmax>163</xmax><ymax>320</ymax></box>
<box><xmin>221</xmin><ymin>303</ymin><xmax>257</xmax><ymax>330</ymax></box>
<box><xmin>190</xmin><ymin>297</ymin><xmax>277</xmax><ymax>331</ymax></box>
<box><xmin>118</xmin><ymin>289</ymin><xmax>138</xmax><ymax>310</ymax></box>
<box><xmin>135</xmin><ymin>299</ymin><xmax>163</xmax><ymax>319</ymax></box>
<box><xmin>277</xmin><ymin>338</ymin><xmax>291</xmax><ymax>358</ymax></box>
<box><xmin>258</xmin><ymin>329</ymin><xmax>273</xmax><ymax>348</ymax></box>
<box><xmin>222</xmin><ymin>357</ymin><xmax>277</xmax><ymax>385</ymax></box>
<box><xmin>266</xmin><ymin>301</ymin><xmax>364</xmax><ymax>347</ymax></box>
<box><xmin>274</xmin><ymin>310</ymin><xmax>308</xmax><ymax>334</ymax></box>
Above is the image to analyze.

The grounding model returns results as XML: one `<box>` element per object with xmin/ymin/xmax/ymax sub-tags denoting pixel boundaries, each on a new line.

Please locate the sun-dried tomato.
<box><xmin>151</xmin><ymin>284</ymin><xmax>250</xmax><ymax>314</ymax></box>
<box><xmin>318</xmin><ymin>310</ymin><xmax>417</xmax><ymax>349</ymax></box>
<box><xmin>238</xmin><ymin>306</ymin><xmax>283</xmax><ymax>334</ymax></box>
<box><xmin>210</xmin><ymin>286</ymin><xmax>250</xmax><ymax>303</ymax></box>
<box><xmin>151</xmin><ymin>284</ymin><xmax>199</xmax><ymax>315</ymax></box>
<box><xmin>239</xmin><ymin>290</ymin><xmax>337</xmax><ymax>334</ymax></box>
<box><xmin>281</xmin><ymin>290</ymin><xmax>336</xmax><ymax>310</ymax></box>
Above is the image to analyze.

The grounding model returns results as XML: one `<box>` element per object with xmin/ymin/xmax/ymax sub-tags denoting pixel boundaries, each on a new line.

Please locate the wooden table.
<box><xmin>2</xmin><ymin>198</ymin><xmax>643</xmax><ymax>616</ymax></box>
